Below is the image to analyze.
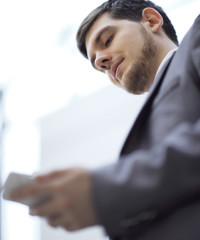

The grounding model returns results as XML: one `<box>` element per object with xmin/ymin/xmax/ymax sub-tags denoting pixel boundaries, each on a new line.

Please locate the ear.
<box><xmin>141</xmin><ymin>8</ymin><xmax>163</xmax><ymax>33</ymax></box>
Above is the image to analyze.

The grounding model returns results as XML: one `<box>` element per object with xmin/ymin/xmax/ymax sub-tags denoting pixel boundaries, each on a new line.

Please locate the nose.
<box><xmin>95</xmin><ymin>52</ymin><xmax>112</xmax><ymax>71</ymax></box>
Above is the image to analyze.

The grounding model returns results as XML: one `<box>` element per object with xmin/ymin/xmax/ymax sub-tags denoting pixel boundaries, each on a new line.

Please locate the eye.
<box><xmin>105</xmin><ymin>35</ymin><xmax>113</xmax><ymax>47</ymax></box>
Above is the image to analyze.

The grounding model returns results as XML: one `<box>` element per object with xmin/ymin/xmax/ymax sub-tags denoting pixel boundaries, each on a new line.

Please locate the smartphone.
<box><xmin>2</xmin><ymin>172</ymin><xmax>50</xmax><ymax>206</ymax></box>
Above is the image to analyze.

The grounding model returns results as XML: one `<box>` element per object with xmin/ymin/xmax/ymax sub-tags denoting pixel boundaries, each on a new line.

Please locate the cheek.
<box><xmin>126</xmin><ymin>42</ymin><xmax>142</xmax><ymax>60</ymax></box>
<box><xmin>123</xmin><ymin>34</ymin><xmax>145</xmax><ymax>59</ymax></box>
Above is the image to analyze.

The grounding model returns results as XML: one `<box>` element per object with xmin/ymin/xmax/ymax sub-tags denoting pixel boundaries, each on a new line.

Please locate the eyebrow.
<box><xmin>95</xmin><ymin>25</ymin><xmax>113</xmax><ymax>44</ymax></box>
<box><xmin>90</xmin><ymin>25</ymin><xmax>114</xmax><ymax>68</ymax></box>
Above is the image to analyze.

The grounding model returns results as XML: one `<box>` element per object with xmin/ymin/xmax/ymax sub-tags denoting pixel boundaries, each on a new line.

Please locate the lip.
<box><xmin>110</xmin><ymin>58</ymin><xmax>124</xmax><ymax>80</ymax></box>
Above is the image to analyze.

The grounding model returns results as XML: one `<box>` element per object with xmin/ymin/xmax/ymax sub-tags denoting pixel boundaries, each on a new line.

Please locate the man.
<box><xmin>11</xmin><ymin>0</ymin><xmax>200</xmax><ymax>239</ymax></box>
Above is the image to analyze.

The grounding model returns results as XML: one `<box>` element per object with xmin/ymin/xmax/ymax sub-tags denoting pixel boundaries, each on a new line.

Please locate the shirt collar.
<box><xmin>152</xmin><ymin>48</ymin><xmax>177</xmax><ymax>89</ymax></box>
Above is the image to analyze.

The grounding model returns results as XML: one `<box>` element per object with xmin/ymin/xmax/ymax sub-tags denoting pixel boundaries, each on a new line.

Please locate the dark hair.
<box><xmin>76</xmin><ymin>0</ymin><xmax>179</xmax><ymax>58</ymax></box>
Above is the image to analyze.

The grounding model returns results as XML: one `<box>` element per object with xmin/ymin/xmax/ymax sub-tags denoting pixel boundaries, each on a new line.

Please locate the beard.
<box><xmin>122</xmin><ymin>26</ymin><xmax>157</xmax><ymax>94</ymax></box>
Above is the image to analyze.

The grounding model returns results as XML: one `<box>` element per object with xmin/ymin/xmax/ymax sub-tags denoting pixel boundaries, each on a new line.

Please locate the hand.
<box><xmin>11</xmin><ymin>168</ymin><xmax>99</xmax><ymax>231</ymax></box>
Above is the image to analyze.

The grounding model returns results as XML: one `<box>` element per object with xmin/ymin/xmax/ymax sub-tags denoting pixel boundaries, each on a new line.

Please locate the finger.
<box><xmin>29</xmin><ymin>195</ymin><xmax>72</xmax><ymax>217</ymax></box>
<box><xmin>48</xmin><ymin>211</ymin><xmax>79</xmax><ymax>231</ymax></box>
<box><xmin>48</xmin><ymin>212</ymin><xmax>69</xmax><ymax>227</ymax></box>
<box><xmin>35</xmin><ymin>170</ymin><xmax>69</xmax><ymax>182</ymax></box>
<box><xmin>10</xmin><ymin>180</ymin><xmax>57</xmax><ymax>200</ymax></box>
<box><xmin>10</xmin><ymin>181</ymin><xmax>37</xmax><ymax>199</ymax></box>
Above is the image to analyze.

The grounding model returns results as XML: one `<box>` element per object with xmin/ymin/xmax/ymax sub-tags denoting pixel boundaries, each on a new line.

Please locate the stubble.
<box><xmin>123</xmin><ymin>26</ymin><xmax>158</xmax><ymax>94</ymax></box>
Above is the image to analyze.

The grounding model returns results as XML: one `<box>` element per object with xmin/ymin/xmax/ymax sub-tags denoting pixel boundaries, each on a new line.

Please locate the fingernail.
<box><xmin>29</xmin><ymin>209</ymin><xmax>37</xmax><ymax>215</ymax></box>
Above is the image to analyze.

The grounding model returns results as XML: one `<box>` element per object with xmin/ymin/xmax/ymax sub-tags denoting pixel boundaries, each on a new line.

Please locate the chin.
<box><xmin>122</xmin><ymin>80</ymin><xmax>145</xmax><ymax>95</ymax></box>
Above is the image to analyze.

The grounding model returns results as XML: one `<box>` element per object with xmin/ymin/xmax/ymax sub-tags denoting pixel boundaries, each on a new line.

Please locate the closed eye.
<box><xmin>105</xmin><ymin>34</ymin><xmax>114</xmax><ymax>47</ymax></box>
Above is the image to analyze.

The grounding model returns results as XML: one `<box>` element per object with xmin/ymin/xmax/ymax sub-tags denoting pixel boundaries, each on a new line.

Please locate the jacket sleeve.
<box><xmin>91</xmin><ymin>118</ymin><xmax>200</xmax><ymax>237</ymax></box>
<box><xmin>191</xmin><ymin>14</ymin><xmax>200</xmax><ymax>89</ymax></box>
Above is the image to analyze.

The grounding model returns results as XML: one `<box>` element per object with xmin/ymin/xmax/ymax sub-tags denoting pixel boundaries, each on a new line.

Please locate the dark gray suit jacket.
<box><xmin>91</xmin><ymin>15</ymin><xmax>200</xmax><ymax>240</ymax></box>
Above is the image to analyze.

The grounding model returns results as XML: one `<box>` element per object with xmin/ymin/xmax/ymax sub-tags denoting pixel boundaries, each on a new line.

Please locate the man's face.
<box><xmin>85</xmin><ymin>13</ymin><xmax>158</xmax><ymax>94</ymax></box>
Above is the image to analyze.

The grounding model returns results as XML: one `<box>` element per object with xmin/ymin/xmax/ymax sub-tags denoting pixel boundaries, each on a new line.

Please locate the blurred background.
<box><xmin>0</xmin><ymin>0</ymin><xmax>199</xmax><ymax>240</ymax></box>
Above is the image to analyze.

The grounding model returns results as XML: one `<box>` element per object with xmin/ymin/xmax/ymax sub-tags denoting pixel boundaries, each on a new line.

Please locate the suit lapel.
<box><xmin>120</xmin><ymin>53</ymin><xmax>175</xmax><ymax>156</ymax></box>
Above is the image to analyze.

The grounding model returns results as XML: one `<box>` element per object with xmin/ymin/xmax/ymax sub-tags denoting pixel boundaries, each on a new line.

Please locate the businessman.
<box><xmin>11</xmin><ymin>0</ymin><xmax>200</xmax><ymax>239</ymax></box>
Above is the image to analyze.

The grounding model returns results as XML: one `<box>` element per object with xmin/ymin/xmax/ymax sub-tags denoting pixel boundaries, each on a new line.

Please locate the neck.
<box><xmin>158</xmin><ymin>39</ymin><xmax>177</xmax><ymax>67</ymax></box>
<box><xmin>151</xmin><ymin>38</ymin><xmax>177</xmax><ymax>85</ymax></box>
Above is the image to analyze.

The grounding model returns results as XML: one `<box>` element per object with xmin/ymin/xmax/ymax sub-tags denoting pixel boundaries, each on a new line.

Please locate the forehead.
<box><xmin>86</xmin><ymin>12</ymin><xmax>119</xmax><ymax>39</ymax></box>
